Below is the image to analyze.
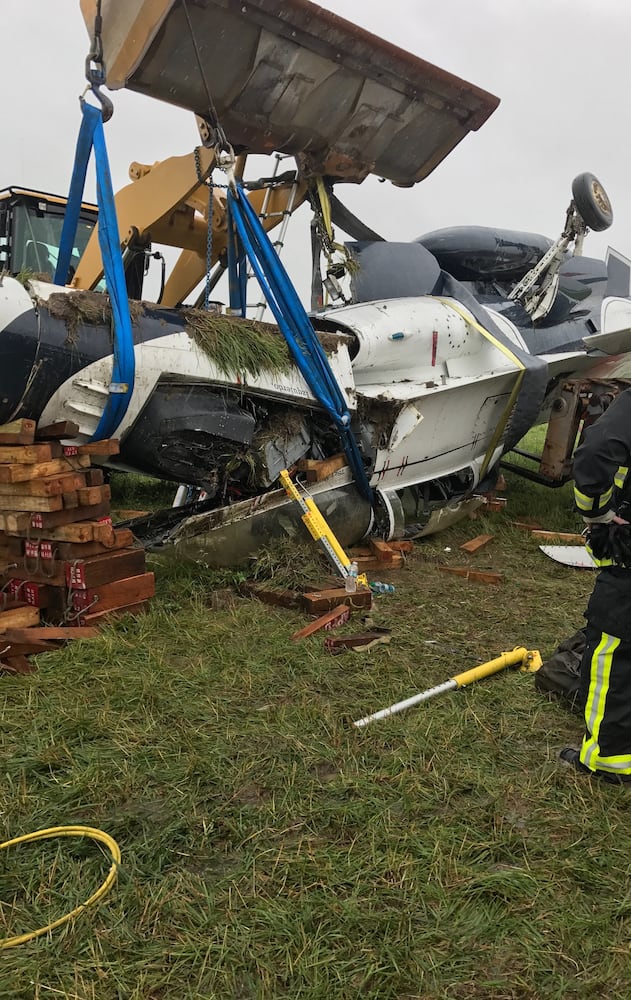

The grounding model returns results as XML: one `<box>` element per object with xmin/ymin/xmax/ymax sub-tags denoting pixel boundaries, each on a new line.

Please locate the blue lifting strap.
<box><xmin>55</xmin><ymin>101</ymin><xmax>135</xmax><ymax>442</ymax></box>
<box><xmin>226</xmin><ymin>183</ymin><xmax>373</xmax><ymax>503</ymax></box>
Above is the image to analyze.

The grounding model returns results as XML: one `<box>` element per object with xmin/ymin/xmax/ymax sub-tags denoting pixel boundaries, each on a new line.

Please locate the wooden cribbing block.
<box><xmin>71</xmin><ymin>572</ymin><xmax>155</xmax><ymax>614</ymax></box>
<box><xmin>297</xmin><ymin>453</ymin><xmax>348</xmax><ymax>483</ymax></box>
<box><xmin>6</xmin><ymin>528</ymin><xmax>134</xmax><ymax>560</ymax></box>
<box><xmin>28</xmin><ymin>501</ymin><xmax>111</xmax><ymax>532</ymax></box>
<box><xmin>76</xmin><ymin>484</ymin><xmax>111</xmax><ymax>506</ymax></box>
<box><xmin>0</xmin><ymin>443</ymin><xmax>59</xmax><ymax>465</ymax></box>
<box><xmin>0</xmin><ymin>604</ymin><xmax>40</xmax><ymax>631</ymax></box>
<box><xmin>301</xmin><ymin>587</ymin><xmax>372</xmax><ymax>614</ymax></box>
<box><xmin>65</xmin><ymin>548</ymin><xmax>146</xmax><ymax>590</ymax></box>
<box><xmin>291</xmin><ymin>604</ymin><xmax>350</xmax><ymax>642</ymax></box>
<box><xmin>439</xmin><ymin>566</ymin><xmax>503</xmax><ymax>585</ymax></box>
<box><xmin>6</xmin><ymin>579</ymin><xmax>52</xmax><ymax>609</ymax></box>
<box><xmin>63</xmin><ymin>438</ymin><xmax>119</xmax><ymax>457</ymax></box>
<box><xmin>85</xmin><ymin>468</ymin><xmax>105</xmax><ymax>486</ymax></box>
<box><xmin>19</xmin><ymin>520</ymin><xmax>116</xmax><ymax>544</ymax></box>
<box><xmin>531</xmin><ymin>530</ymin><xmax>586</xmax><ymax>544</ymax></box>
<box><xmin>459</xmin><ymin>534</ymin><xmax>494</xmax><ymax>554</ymax></box>
<box><xmin>356</xmin><ymin>554</ymin><xmax>403</xmax><ymax>571</ymax></box>
<box><xmin>0</xmin><ymin>455</ymin><xmax>91</xmax><ymax>484</ymax></box>
<box><xmin>35</xmin><ymin>420</ymin><xmax>80</xmax><ymax>440</ymax></box>
<box><xmin>1</xmin><ymin>627</ymin><xmax>99</xmax><ymax>641</ymax></box>
<box><xmin>0</xmin><ymin>493</ymin><xmax>66</xmax><ymax>512</ymax></box>
<box><xmin>0</xmin><ymin>471</ymin><xmax>88</xmax><ymax>497</ymax></box>
<box><xmin>0</xmin><ymin>419</ymin><xmax>36</xmax><ymax>445</ymax></box>
<box><xmin>368</xmin><ymin>538</ymin><xmax>401</xmax><ymax>562</ymax></box>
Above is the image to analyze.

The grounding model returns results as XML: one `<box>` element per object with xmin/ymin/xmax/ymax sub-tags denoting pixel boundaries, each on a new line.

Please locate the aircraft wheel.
<box><xmin>571</xmin><ymin>172</ymin><xmax>613</xmax><ymax>231</ymax></box>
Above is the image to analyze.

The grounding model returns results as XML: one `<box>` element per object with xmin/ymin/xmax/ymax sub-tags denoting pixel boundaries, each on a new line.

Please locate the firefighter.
<box><xmin>561</xmin><ymin>387</ymin><xmax>631</xmax><ymax>783</ymax></box>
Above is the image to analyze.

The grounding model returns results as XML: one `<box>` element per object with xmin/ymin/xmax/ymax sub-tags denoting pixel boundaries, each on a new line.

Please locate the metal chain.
<box><xmin>194</xmin><ymin>147</ymin><xmax>214</xmax><ymax>310</ymax></box>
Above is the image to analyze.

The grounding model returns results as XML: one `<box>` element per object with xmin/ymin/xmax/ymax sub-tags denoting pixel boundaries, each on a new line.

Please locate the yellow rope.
<box><xmin>0</xmin><ymin>825</ymin><xmax>121</xmax><ymax>949</ymax></box>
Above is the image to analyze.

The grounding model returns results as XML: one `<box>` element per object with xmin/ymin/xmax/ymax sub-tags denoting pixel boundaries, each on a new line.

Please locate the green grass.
<box><xmin>2</xmin><ymin>451</ymin><xmax>629</xmax><ymax>999</ymax></box>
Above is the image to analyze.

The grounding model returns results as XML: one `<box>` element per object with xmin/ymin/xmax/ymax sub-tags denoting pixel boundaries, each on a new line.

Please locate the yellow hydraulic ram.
<box><xmin>353</xmin><ymin>646</ymin><xmax>542</xmax><ymax>727</ymax></box>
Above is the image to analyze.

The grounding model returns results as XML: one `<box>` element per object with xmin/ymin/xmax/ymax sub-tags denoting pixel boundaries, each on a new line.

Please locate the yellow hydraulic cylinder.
<box><xmin>353</xmin><ymin>646</ymin><xmax>542</xmax><ymax>727</ymax></box>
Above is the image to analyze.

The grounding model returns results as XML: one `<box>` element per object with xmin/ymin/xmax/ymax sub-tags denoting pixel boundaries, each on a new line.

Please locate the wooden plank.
<box><xmin>35</xmin><ymin>420</ymin><xmax>80</xmax><ymax>440</ymax></box>
<box><xmin>531</xmin><ymin>530</ymin><xmax>586</xmax><ymax>544</ymax></box>
<box><xmin>0</xmin><ymin>639</ymin><xmax>62</xmax><ymax>656</ymax></box>
<box><xmin>387</xmin><ymin>540</ymin><xmax>414</xmax><ymax>553</ymax></box>
<box><xmin>71</xmin><ymin>572</ymin><xmax>155</xmax><ymax>614</ymax></box>
<box><xmin>459</xmin><ymin>534</ymin><xmax>494</xmax><ymax>554</ymax></box>
<box><xmin>438</xmin><ymin>566</ymin><xmax>503</xmax><ymax>585</ymax></box>
<box><xmin>76</xmin><ymin>484</ymin><xmax>111</xmax><ymax>507</ymax></box>
<box><xmin>0</xmin><ymin>626</ymin><xmax>100</xmax><ymax>641</ymax></box>
<box><xmin>40</xmin><ymin>528</ymin><xmax>135</xmax><ymax>561</ymax></box>
<box><xmin>355</xmin><ymin>554</ymin><xmax>403</xmax><ymax>572</ymax></box>
<box><xmin>0</xmin><ymin>605</ymin><xmax>40</xmax><ymax>631</ymax></box>
<box><xmin>0</xmin><ymin>455</ymin><xmax>91</xmax><ymax>484</ymax></box>
<box><xmin>291</xmin><ymin>604</ymin><xmax>350</xmax><ymax>641</ymax></box>
<box><xmin>65</xmin><ymin>548</ymin><xmax>147</xmax><ymax>590</ymax></box>
<box><xmin>0</xmin><ymin>419</ymin><xmax>36</xmax><ymax>445</ymax></box>
<box><xmin>301</xmin><ymin>587</ymin><xmax>372</xmax><ymax>614</ymax></box>
<box><xmin>85</xmin><ymin>468</ymin><xmax>105</xmax><ymax>486</ymax></box>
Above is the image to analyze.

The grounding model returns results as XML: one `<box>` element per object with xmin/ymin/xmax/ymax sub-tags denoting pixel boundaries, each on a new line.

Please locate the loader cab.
<box><xmin>0</xmin><ymin>187</ymin><xmax>98</xmax><ymax>285</ymax></box>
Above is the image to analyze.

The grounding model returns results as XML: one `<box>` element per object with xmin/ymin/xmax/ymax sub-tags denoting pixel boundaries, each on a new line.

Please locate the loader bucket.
<box><xmin>80</xmin><ymin>0</ymin><xmax>499</xmax><ymax>185</ymax></box>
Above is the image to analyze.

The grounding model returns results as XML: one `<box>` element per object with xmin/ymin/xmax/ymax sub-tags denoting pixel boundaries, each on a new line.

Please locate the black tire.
<box><xmin>571</xmin><ymin>172</ymin><xmax>613</xmax><ymax>232</ymax></box>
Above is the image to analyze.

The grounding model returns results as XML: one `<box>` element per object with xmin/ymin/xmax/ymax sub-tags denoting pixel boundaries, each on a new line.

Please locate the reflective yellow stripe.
<box><xmin>614</xmin><ymin>465</ymin><xmax>628</xmax><ymax>489</ymax></box>
<box><xmin>437</xmin><ymin>298</ymin><xmax>525</xmax><ymax>479</ymax></box>
<box><xmin>574</xmin><ymin>485</ymin><xmax>613</xmax><ymax>513</ymax></box>
<box><xmin>581</xmin><ymin>632</ymin><xmax>623</xmax><ymax>772</ymax></box>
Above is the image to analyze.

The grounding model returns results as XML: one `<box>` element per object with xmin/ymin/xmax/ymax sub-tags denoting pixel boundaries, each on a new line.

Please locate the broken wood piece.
<box><xmin>0</xmin><ymin>604</ymin><xmax>40</xmax><ymax>631</ymax></box>
<box><xmin>483</xmin><ymin>497</ymin><xmax>508</xmax><ymax>513</ymax></box>
<box><xmin>439</xmin><ymin>566</ymin><xmax>503</xmax><ymax>585</ymax></box>
<box><xmin>0</xmin><ymin>419</ymin><xmax>37</xmax><ymax>446</ymax></box>
<box><xmin>291</xmin><ymin>604</ymin><xmax>350</xmax><ymax>641</ymax></box>
<box><xmin>531</xmin><ymin>530</ymin><xmax>586</xmax><ymax>544</ymax></box>
<box><xmin>459</xmin><ymin>534</ymin><xmax>494</xmax><ymax>554</ymax></box>
<box><xmin>35</xmin><ymin>420</ymin><xmax>81</xmax><ymax>440</ymax></box>
<box><xmin>324</xmin><ymin>628</ymin><xmax>392</xmax><ymax>652</ymax></box>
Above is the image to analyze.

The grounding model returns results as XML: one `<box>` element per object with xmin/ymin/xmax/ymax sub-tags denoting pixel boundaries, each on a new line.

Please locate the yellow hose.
<box><xmin>0</xmin><ymin>825</ymin><xmax>120</xmax><ymax>949</ymax></box>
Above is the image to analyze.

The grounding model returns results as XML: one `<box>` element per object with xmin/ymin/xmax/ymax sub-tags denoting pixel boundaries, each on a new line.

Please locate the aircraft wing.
<box><xmin>79</xmin><ymin>0</ymin><xmax>499</xmax><ymax>185</ymax></box>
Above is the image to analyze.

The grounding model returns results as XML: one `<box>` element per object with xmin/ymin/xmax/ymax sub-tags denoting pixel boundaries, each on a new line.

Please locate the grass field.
<box><xmin>2</xmin><ymin>449</ymin><xmax>629</xmax><ymax>1000</ymax></box>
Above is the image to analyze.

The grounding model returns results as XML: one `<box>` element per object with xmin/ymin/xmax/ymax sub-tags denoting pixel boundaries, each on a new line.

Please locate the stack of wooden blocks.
<box><xmin>0</xmin><ymin>418</ymin><xmax>155</xmax><ymax>673</ymax></box>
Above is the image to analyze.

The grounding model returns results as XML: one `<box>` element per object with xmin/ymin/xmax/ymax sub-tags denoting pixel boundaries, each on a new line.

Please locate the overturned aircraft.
<box><xmin>1</xmin><ymin>0</ymin><xmax>629</xmax><ymax>563</ymax></box>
